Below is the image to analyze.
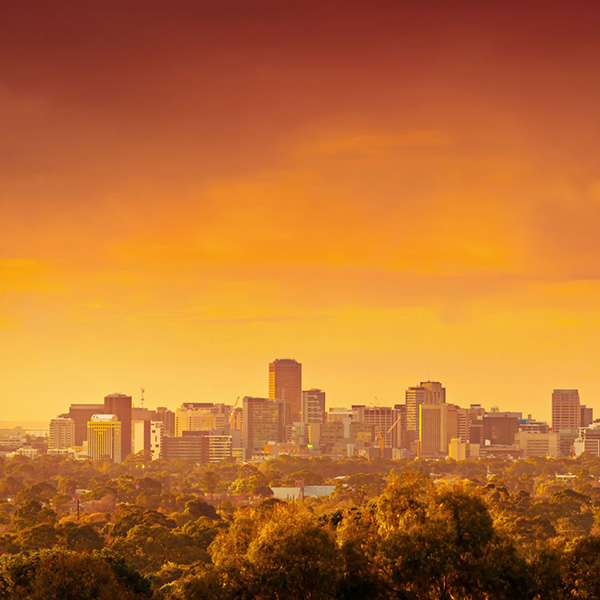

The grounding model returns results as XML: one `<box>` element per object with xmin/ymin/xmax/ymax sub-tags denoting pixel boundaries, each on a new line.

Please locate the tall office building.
<box><xmin>154</xmin><ymin>406</ymin><xmax>176</xmax><ymax>436</ymax></box>
<box><xmin>242</xmin><ymin>396</ymin><xmax>288</xmax><ymax>453</ymax></box>
<box><xmin>406</xmin><ymin>387</ymin><xmax>427</xmax><ymax>436</ymax></box>
<box><xmin>150</xmin><ymin>421</ymin><xmax>164</xmax><ymax>460</ymax></box>
<box><xmin>301</xmin><ymin>389</ymin><xmax>326</xmax><ymax>424</ymax></box>
<box><xmin>393</xmin><ymin>404</ymin><xmax>408</xmax><ymax>448</ymax></box>
<box><xmin>482</xmin><ymin>412</ymin><xmax>520</xmax><ymax>445</ymax></box>
<box><xmin>363</xmin><ymin>406</ymin><xmax>399</xmax><ymax>448</ymax></box>
<box><xmin>420</xmin><ymin>403</ymin><xmax>448</xmax><ymax>456</ymax></box>
<box><xmin>581</xmin><ymin>405</ymin><xmax>594</xmax><ymax>428</ymax></box>
<box><xmin>132</xmin><ymin>419</ymin><xmax>151</xmax><ymax>455</ymax></box>
<box><xmin>269</xmin><ymin>359</ymin><xmax>302</xmax><ymax>421</ymax></box>
<box><xmin>552</xmin><ymin>389</ymin><xmax>581</xmax><ymax>432</ymax></box>
<box><xmin>104</xmin><ymin>393</ymin><xmax>132</xmax><ymax>459</ymax></box>
<box><xmin>49</xmin><ymin>417</ymin><xmax>75</xmax><ymax>449</ymax></box>
<box><xmin>406</xmin><ymin>381</ymin><xmax>445</xmax><ymax>438</ymax></box>
<box><xmin>421</xmin><ymin>381</ymin><xmax>446</xmax><ymax>404</ymax></box>
<box><xmin>64</xmin><ymin>403</ymin><xmax>104</xmax><ymax>445</ymax></box>
<box><xmin>87</xmin><ymin>414</ymin><xmax>122</xmax><ymax>463</ymax></box>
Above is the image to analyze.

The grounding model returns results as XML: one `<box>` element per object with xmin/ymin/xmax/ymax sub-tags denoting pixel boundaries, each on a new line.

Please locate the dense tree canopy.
<box><xmin>0</xmin><ymin>454</ymin><xmax>600</xmax><ymax>597</ymax></box>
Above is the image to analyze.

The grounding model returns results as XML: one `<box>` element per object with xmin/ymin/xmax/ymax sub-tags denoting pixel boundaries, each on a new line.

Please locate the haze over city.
<box><xmin>3</xmin><ymin>1</ymin><xmax>600</xmax><ymax>423</ymax></box>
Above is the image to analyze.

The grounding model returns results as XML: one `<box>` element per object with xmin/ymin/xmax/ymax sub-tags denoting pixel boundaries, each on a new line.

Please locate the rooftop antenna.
<box><xmin>141</xmin><ymin>388</ymin><xmax>145</xmax><ymax>408</ymax></box>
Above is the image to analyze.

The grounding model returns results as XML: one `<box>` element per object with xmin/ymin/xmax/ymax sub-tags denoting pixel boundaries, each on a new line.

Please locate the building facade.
<box><xmin>49</xmin><ymin>417</ymin><xmax>75</xmax><ymax>450</ymax></box>
<box><xmin>301</xmin><ymin>389</ymin><xmax>326</xmax><ymax>424</ymax></box>
<box><xmin>269</xmin><ymin>359</ymin><xmax>302</xmax><ymax>421</ymax></box>
<box><xmin>552</xmin><ymin>389</ymin><xmax>581</xmax><ymax>432</ymax></box>
<box><xmin>104</xmin><ymin>393</ymin><xmax>132</xmax><ymax>460</ymax></box>
<box><xmin>64</xmin><ymin>403</ymin><xmax>104</xmax><ymax>445</ymax></box>
<box><xmin>242</xmin><ymin>396</ymin><xmax>287</xmax><ymax>452</ymax></box>
<box><xmin>87</xmin><ymin>414</ymin><xmax>122</xmax><ymax>463</ymax></box>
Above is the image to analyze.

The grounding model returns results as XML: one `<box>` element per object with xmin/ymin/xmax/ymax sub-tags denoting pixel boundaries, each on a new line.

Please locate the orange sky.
<box><xmin>2</xmin><ymin>1</ymin><xmax>600</xmax><ymax>422</ymax></box>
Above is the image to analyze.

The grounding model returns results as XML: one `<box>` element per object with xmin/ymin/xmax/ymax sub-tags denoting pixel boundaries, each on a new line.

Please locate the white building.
<box><xmin>49</xmin><ymin>417</ymin><xmax>75</xmax><ymax>450</ymax></box>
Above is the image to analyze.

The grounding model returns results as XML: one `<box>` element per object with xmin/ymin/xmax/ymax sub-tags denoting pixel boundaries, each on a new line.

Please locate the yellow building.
<box><xmin>87</xmin><ymin>414</ymin><xmax>122</xmax><ymax>463</ymax></box>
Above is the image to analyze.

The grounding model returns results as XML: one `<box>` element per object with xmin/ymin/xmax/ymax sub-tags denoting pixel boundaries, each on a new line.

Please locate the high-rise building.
<box><xmin>132</xmin><ymin>419</ymin><xmax>151</xmax><ymax>455</ymax></box>
<box><xmin>154</xmin><ymin>406</ymin><xmax>176</xmax><ymax>436</ymax></box>
<box><xmin>150</xmin><ymin>421</ymin><xmax>164</xmax><ymax>460</ymax></box>
<box><xmin>581</xmin><ymin>405</ymin><xmax>594</xmax><ymax>428</ymax></box>
<box><xmin>242</xmin><ymin>396</ymin><xmax>288</xmax><ymax>452</ymax></box>
<box><xmin>132</xmin><ymin>407</ymin><xmax>154</xmax><ymax>421</ymax></box>
<box><xmin>230</xmin><ymin>407</ymin><xmax>243</xmax><ymax>433</ymax></box>
<box><xmin>421</xmin><ymin>381</ymin><xmax>446</xmax><ymax>404</ymax></box>
<box><xmin>456</xmin><ymin>408</ymin><xmax>470</xmax><ymax>442</ymax></box>
<box><xmin>392</xmin><ymin>404</ymin><xmax>409</xmax><ymax>449</ymax></box>
<box><xmin>406</xmin><ymin>381</ymin><xmax>446</xmax><ymax>439</ymax></box>
<box><xmin>104</xmin><ymin>393</ymin><xmax>132</xmax><ymax>459</ymax></box>
<box><xmin>49</xmin><ymin>417</ymin><xmax>75</xmax><ymax>450</ymax></box>
<box><xmin>269</xmin><ymin>359</ymin><xmax>302</xmax><ymax>421</ymax></box>
<box><xmin>311</xmin><ymin>420</ymin><xmax>345</xmax><ymax>447</ymax></box>
<box><xmin>301</xmin><ymin>389</ymin><xmax>326</xmax><ymax>424</ymax></box>
<box><xmin>406</xmin><ymin>387</ymin><xmax>427</xmax><ymax>436</ymax></box>
<box><xmin>87</xmin><ymin>414</ymin><xmax>122</xmax><ymax>463</ymax></box>
<box><xmin>420</xmin><ymin>403</ymin><xmax>448</xmax><ymax>456</ymax></box>
<box><xmin>482</xmin><ymin>412</ymin><xmax>520</xmax><ymax>446</ymax></box>
<box><xmin>362</xmin><ymin>406</ymin><xmax>402</xmax><ymax>448</ymax></box>
<box><xmin>64</xmin><ymin>403</ymin><xmax>104</xmax><ymax>445</ymax></box>
<box><xmin>175</xmin><ymin>403</ymin><xmax>229</xmax><ymax>436</ymax></box>
<box><xmin>552</xmin><ymin>389</ymin><xmax>581</xmax><ymax>432</ymax></box>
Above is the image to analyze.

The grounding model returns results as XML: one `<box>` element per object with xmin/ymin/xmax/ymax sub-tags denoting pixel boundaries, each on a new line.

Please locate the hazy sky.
<box><xmin>2</xmin><ymin>1</ymin><xmax>600</xmax><ymax>422</ymax></box>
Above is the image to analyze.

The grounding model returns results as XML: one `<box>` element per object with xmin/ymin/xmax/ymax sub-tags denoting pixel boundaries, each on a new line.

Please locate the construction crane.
<box><xmin>375</xmin><ymin>415</ymin><xmax>403</xmax><ymax>459</ymax></box>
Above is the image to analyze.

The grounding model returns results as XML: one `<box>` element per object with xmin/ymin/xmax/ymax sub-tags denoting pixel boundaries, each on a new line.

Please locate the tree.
<box><xmin>561</xmin><ymin>536</ymin><xmax>600</xmax><ymax>599</ymax></box>
<box><xmin>210</xmin><ymin>503</ymin><xmax>341</xmax><ymax>600</ymax></box>
<box><xmin>0</xmin><ymin>549</ymin><xmax>151</xmax><ymax>599</ymax></box>
<box><xmin>200</xmin><ymin>469</ymin><xmax>221</xmax><ymax>504</ymax></box>
<box><xmin>60</xmin><ymin>523</ymin><xmax>105</xmax><ymax>552</ymax></box>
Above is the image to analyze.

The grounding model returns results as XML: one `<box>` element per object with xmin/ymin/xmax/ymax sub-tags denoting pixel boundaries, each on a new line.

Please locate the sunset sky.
<box><xmin>2</xmin><ymin>1</ymin><xmax>600</xmax><ymax>422</ymax></box>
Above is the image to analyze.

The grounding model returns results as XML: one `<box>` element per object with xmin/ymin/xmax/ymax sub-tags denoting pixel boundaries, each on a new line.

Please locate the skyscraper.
<box><xmin>269</xmin><ymin>359</ymin><xmax>302</xmax><ymax>421</ymax></box>
<box><xmin>242</xmin><ymin>396</ymin><xmax>288</xmax><ymax>453</ymax></box>
<box><xmin>421</xmin><ymin>381</ymin><xmax>446</xmax><ymax>404</ymax></box>
<box><xmin>552</xmin><ymin>389</ymin><xmax>581</xmax><ymax>432</ymax></box>
<box><xmin>104</xmin><ymin>393</ymin><xmax>132</xmax><ymax>459</ymax></box>
<box><xmin>406</xmin><ymin>381</ymin><xmax>445</xmax><ymax>438</ymax></box>
<box><xmin>406</xmin><ymin>387</ymin><xmax>427</xmax><ymax>437</ymax></box>
<box><xmin>301</xmin><ymin>389</ymin><xmax>326</xmax><ymax>424</ymax></box>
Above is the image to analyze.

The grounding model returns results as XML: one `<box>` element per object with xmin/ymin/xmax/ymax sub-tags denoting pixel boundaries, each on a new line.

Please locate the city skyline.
<box><xmin>3</xmin><ymin>2</ymin><xmax>600</xmax><ymax>423</ymax></box>
<box><xmin>35</xmin><ymin>378</ymin><xmax>592</xmax><ymax>464</ymax></box>
<box><xmin>0</xmin><ymin>356</ymin><xmax>595</xmax><ymax>424</ymax></box>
